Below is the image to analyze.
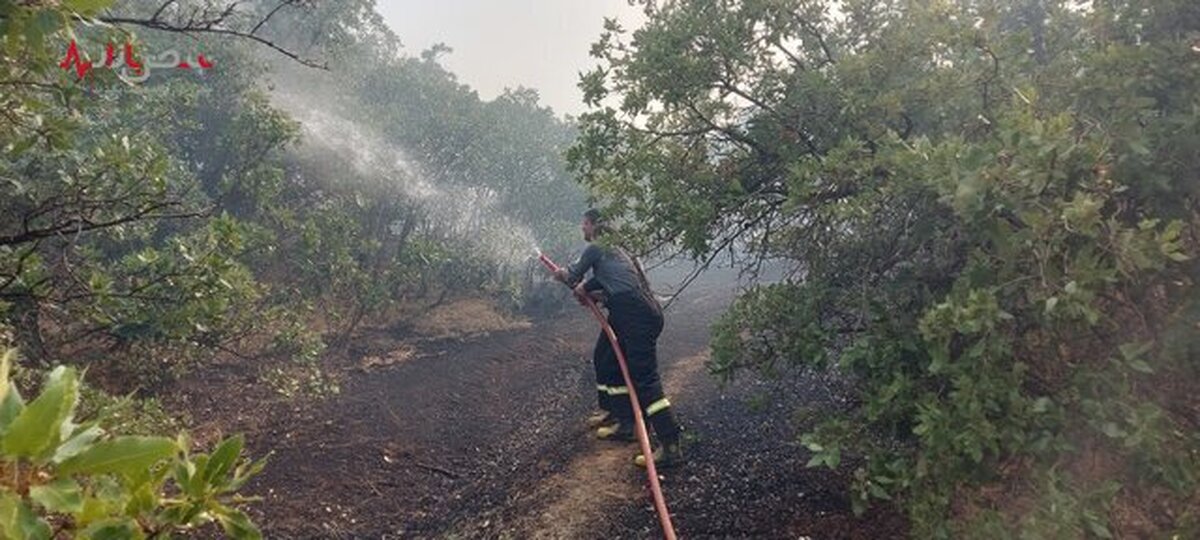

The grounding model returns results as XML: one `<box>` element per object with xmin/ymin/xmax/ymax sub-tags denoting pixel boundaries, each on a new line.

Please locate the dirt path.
<box><xmin>170</xmin><ymin>272</ymin><xmax>907</xmax><ymax>538</ymax></box>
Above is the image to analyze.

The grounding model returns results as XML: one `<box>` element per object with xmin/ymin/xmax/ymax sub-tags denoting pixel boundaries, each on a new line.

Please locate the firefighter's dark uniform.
<box><xmin>566</xmin><ymin>243</ymin><xmax>682</xmax><ymax>446</ymax></box>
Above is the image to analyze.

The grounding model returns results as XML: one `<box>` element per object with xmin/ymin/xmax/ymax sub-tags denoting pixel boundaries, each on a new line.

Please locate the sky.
<box><xmin>375</xmin><ymin>0</ymin><xmax>646</xmax><ymax>118</ymax></box>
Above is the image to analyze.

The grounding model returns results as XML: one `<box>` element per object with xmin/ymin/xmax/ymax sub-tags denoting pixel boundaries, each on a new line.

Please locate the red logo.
<box><xmin>60</xmin><ymin>40</ymin><xmax>214</xmax><ymax>82</ymax></box>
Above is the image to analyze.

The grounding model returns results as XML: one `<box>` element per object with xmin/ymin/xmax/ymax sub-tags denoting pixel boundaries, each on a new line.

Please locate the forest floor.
<box><xmin>166</xmin><ymin>273</ymin><xmax>908</xmax><ymax>539</ymax></box>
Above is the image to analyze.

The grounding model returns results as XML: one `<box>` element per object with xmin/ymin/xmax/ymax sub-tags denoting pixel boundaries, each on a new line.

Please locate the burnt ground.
<box><xmin>167</xmin><ymin>274</ymin><xmax>908</xmax><ymax>539</ymax></box>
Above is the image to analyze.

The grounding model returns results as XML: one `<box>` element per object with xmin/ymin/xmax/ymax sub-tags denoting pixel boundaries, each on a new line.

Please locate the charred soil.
<box><xmin>167</xmin><ymin>284</ymin><xmax>907</xmax><ymax>538</ymax></box>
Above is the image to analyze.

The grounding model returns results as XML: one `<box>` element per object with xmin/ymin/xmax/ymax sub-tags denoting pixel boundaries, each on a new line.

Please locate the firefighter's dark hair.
<box><xmin>584</xmin><ymin>208</ymin><xmax>610</xmax><ymax>235</ymax></box>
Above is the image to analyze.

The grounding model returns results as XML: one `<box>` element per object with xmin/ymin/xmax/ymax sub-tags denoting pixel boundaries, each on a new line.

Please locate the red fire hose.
<box><xmin>538</xmin><ymin>252</ymin><xmax>678</xmax><ymax>540</ymax></box>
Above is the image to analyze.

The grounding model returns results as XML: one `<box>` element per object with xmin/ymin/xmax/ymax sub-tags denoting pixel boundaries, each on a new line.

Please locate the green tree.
<box><xmin>571</xmin><ymin>0</ymin><xmax>1199</xmax><ymax>536</ymax></box>
<box><xmin>0</xmin><ymin>0</ymin><xmax>314</xmax><ymax>378</ymax></box>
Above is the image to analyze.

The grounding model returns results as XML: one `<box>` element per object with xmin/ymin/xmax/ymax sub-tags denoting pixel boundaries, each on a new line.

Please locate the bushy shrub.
<box><xmin>0</xmin><ymin>348</ymin><xmax>264</xmax><ymax>539</ymax></box>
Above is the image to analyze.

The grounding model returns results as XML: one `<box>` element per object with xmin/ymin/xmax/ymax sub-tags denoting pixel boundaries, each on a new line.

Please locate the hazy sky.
<box><xmin>375</xmin><ymin>0</ymin><xmax>645</xmax><ymax>118</ymax></box>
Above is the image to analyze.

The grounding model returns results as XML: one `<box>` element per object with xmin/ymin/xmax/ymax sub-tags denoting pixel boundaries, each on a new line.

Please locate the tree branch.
<box><xmin>0</xmin><ymin>204</ymin><xmax>209</xmax><ymax>247</ymax></box>
<box><xmin>251</xmin><ymin>0</ymin><xmax>299</xmax><ymax>35</ymax></box>
<box><xmin>715</xmin><ymin>79</ymin><xmax>822</xmax><ymax>158</ymax></box>
<box><xmin>0</xmin><ymin>243</ymin><xmax>41</xmax><ymax>294</ymax></box>
<box><xmin>91</xmin><ymin>1</ymin><xmax>326</xmax><ymax>70</ymax></box>
<box><xmin>792</xmin><ymin>14</ymin><xmax>835</xmax><ymax>68</ymax></box>
<box><xmin>683</xmin><ymin>100</ymin><xmax>773</xmax><ymax>157</ymax></box>
<box><xmin>150</xmin><ymin>0</ymin><xmax>177</xmax><ymax>21</ymax></box>
<box><xmin>661</xmin><ymin>200</ymin><xmax>782</xmax><ymax>311</ymax></box>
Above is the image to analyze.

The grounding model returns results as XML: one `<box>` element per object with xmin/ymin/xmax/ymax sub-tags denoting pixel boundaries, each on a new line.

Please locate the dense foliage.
<box><xmin>1</xmin><ymin>0</ymin><xmax>584</xmax><ymax>391</ymax></box>
<box><xmin>2</xmin><ymin>0</ymin><xmax>586</xmax><ymax>533</ymax></box>
<box><xmin>571</xmin><ymin>0</ymin><xmax>1199</xmax><ymax>536</ymax></box>
<box><xmin>0</xmin><ymin>347</ymin><xmax>265</xmax><ymax>539</ymax></box>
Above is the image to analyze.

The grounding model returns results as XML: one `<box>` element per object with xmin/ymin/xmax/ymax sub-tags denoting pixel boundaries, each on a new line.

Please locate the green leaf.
<box><xmin>0</xmin><ymin>387</ymin><xmax>23</xmax><ymax>436</ymax></box>
<box><xmin>57</xmin><ymin>436</ymin><xmax>176</xmax><ymax>480</ymax></box>
<box><xmin>187</xmin><ymin>454</ymin><xmax>210</xmax><ymax>497</ymax></box>
<box><xmin>1087</xmin><ymin>519</ymin><xmax>1114</xmax><ymax>539</ymax></box>
<box><xmin>25</xmin><ymin>9</ymin><xmax>61</xmax><ymax>44</ymax></box>
<box><xmin>0</xmin><ymin>349</ymin><xmax>23</xmax><ymax>436</ymax></box>
<box><xmin>75</xmin><ymin>494</ymin><xmax>123</xmax><ymax>529</ymax></box>
<box><xmin>2</xmin><ymin>366</ymin><xmax>79</xmax><ymax>459</ymax></box>
<box><xmin>125</xmin><ymin>483</ymin><xmax>157</xmax><ymax>516</ymax></box>
<box><xmin>29</xmin><ymin>478</ymin><xmax>83</xmax><ymax>514</ymax></box>
<box><xmin>172</xmin><ymin>459</ymin><xmax>193</xmax><ymax>493</ymax></box>
<box><xmin>53</xmin><ymin>425</ymin><xmax>103</xmax><ymax>463</ymax></box>
<box><xmin>1118</xmin><ymin>341</ymin><xmax>1152</xmax><ymax>362</ymax></box>
<box><xmin>215</xmin><ymin>506</ymin><xmax>262</xmax><ymax>540</ymax></box>
<box><xmin>0</xmin><ymin>348</ymin><xmax>13</xmax><ymax>408</ymax></box>
<box><xmin>63</xmin><ymin>0</ymin><xmax>115</xmax><ymax>16</ymax></box>
<box><xmin>826</xmin><ymin>448</ymin><xmax>841</xmax><ymax>469</ymax></box>
<box><xmin>202</xmin><ymin>434</ymin><xmax>244</xmax><ymax>487</ymax></box>
<box><xmin>7</xmin><ymin>137</ymin><xmax>38</xmax><ymax>161</ymax></box>
<box><xmin>227</xmin><ymin>454</ymin><xmax>268</xmax><ymax>492</ymax></box>
<box><xmin>1128</xmin><ymin>359</ymin><xmax>1155</xmax><ymax>374</ymax></box>
<box><xmin>0</xmin><ymin>491</ymin><xmax>52</xmax><ymax>540</ymax></box>
<box><xmin>80</xmin><ymin>518</ymin><xmax>145</xmax><ymax>540</ymax></box>
<box><xmin>1100</xmin><ymin>422</ymin><xmax>1125</xmax><ymax>439</ymax></box>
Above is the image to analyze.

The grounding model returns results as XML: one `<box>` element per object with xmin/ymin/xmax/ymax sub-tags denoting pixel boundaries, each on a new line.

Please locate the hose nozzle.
<box><xmin>538</xmin><ymin>252</ymin><xmax>560</xmax><ymax>274</ymax></box>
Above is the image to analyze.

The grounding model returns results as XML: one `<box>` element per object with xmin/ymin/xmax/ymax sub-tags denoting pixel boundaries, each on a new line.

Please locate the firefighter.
<box><xmin>554</xmin><ymin>209</ymin><xmax>684</xmax><ymax>467</ymax></box>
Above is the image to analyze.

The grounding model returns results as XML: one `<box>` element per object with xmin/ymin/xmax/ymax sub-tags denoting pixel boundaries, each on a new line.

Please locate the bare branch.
<box><xmin>0</xmin><ymin>203</ymin><xmax>209</xmax><ymax>247</ymax></box>
<box><xmin>683</xmin><ymin>100</ymin><xmax>772</xmax><ymax>157</ymax></box>
<box><xmin>89</xmin><ymin>1</ymin><xmax>326</xmax><ymax>70</ymax></box>
<box><xmin>251</xmin><ymin>0</ymin><xmax>299</xmax><ymax>35</ymax></box>
<box><xmin>772</xmin><ymin>39</ymin><xmax>806</xmax><ymax>71</ymax></box>
<box><xmin>0</xmin><ymin>79</ymin><xmax>68</xmax><ymax>93</ymax></box>
<box><xmin>150</xmin><ymin>0</ymin><xmax>177</xmax><ymax>21</ymax></box>
<box><xmin>0</xmin><ymin>242</ymin><xmax>41</xmax><ymax>293</ymax></box>
<box><xmin>661</xmin><ymin>200</ymin><xmax>782</xmax><ymax>311</ymax></box>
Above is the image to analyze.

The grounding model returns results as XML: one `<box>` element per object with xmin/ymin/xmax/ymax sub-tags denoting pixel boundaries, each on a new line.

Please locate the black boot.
<box><xmin>596</xmin><ymin>422</ymin><xmax>636</xmax><ymax>442</ymax></box>
<box><xmin>636</xmin><ymin>409</ymin><xmax>684</xmax><ymax>467</ymax></box>
<box><xmin>634</xmin><ymin>439</ymin><xmax>684</xmax><ymax>468</ymax></box>
<box><xmin>648</xmin><ymin>407</ymin><xmax>682</xmax><ymax>443</ymax></box>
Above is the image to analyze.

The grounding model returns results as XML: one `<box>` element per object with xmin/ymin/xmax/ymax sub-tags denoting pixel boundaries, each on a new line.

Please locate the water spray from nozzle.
<box><xmin>534</xmin><ymin>245</ymin><xmax>560</xmax><ymax>274</ymax></box>
<box><xmin>531</xmin><ymin>243</ymin><xmax>557</xmax><ymax>273</ymax></box>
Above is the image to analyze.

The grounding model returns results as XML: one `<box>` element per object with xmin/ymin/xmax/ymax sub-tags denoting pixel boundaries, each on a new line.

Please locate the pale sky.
<box><xmin>375</xmin><ymin>0</ymin><xmax>645</xmax><ymax>118</ymax></box>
